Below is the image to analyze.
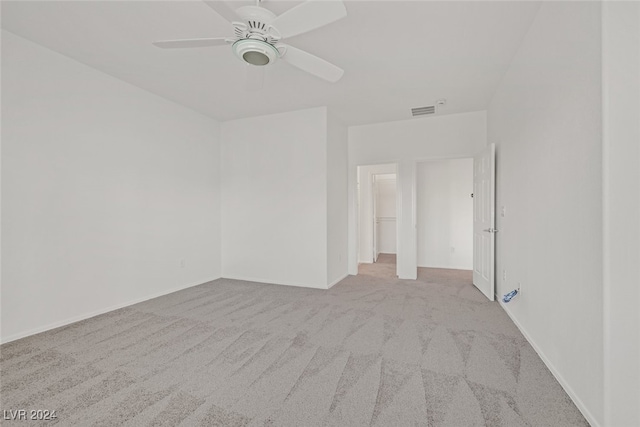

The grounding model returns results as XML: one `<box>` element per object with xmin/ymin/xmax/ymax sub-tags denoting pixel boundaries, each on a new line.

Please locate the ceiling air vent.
<box><xmin>411</xmin><ymin>106</ymin><xmax>436</xmax><ymax>117</ymax></box>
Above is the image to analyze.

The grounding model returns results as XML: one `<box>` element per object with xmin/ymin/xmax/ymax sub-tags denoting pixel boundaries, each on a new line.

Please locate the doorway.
<box><xmin>357</xmin><ymin>164</ymin><xmax>398</xmax><ymax>277</ymax></box>
<box><xmin>416</xmin><ymin>158</ymin><xmax>474</xmax><ymax>275</ymax></box>
<box><xmin>373</xmin><ymin>173</ymin><xmax>397</xmax><ymax>263</ymax></box>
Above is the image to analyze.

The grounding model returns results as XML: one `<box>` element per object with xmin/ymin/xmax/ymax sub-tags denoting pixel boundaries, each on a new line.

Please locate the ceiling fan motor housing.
<box><xmin>231</xmin><ymin>6</ymin><xmax>281</xmax><ymax>66</ymax></box>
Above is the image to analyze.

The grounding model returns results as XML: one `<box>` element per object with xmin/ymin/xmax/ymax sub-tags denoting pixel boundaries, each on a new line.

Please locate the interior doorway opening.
<box><xmin>356</xmin><ymin>164</ymin><xmax>398</xmax><ymax>278</ymax></box>
<box><xmin>416</xmin><ymin>158</ymin><xmax>474</xmax><ymax>279</ymax></box>
<box><xmin>373</xmin><ymin>173</ymin><xmax>397</xmax><ymax>263</ymax></box>
<box><xmin>410</xmin><ymin>146</ymin><xmax>495</xmax><ymax>299</ymax></box>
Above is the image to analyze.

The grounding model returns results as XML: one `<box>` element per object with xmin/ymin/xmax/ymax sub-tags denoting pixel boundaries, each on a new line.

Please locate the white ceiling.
<box><xmin>1</xmin><ymin>0</ymin><xmax>540</xmax><ymax>126</ymax></box>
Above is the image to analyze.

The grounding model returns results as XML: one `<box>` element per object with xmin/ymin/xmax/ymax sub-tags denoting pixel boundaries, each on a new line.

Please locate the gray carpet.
<box><xmin>358</xmin><ymin>253</ymin><xmax>398</xmax><ymax>278</ymax></box>
<box><xmin>1</xmin><ymin>265</ymin><xmax>588</xmax><ymax>426</ymax></box>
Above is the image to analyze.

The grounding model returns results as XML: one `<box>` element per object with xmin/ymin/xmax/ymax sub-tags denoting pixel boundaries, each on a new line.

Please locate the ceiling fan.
<box><xmin>153</xmin><ymin>0</ymin><xmax>347</xmax><ymax>88</ymax></box>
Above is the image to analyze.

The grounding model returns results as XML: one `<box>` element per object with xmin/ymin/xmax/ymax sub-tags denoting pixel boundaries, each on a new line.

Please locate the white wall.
<box><xmin>417</xmin><ymin>158</ymin><xmax>473</xmax><ymax>270</ymax></box>
<box><xmin>374</xmin><ymin>175</ymin><xmax>397</xmax><ymax>255</ymax></box>
<box><xmin>349</xmin><ymin>111</ymin><xmax>486</xmax><ymax>279</ymax></box>
<box><xmin>327</xmin><ymin>112</ymin><xmax>349</xmax><ymax>287</ymax></box>
<box><xmin>1</xmin><ymin>31</ymin><xmax>222</xmax><ymax>342</ymax></box>
<box><xmin>221</xmin><ymin>107</ymin><xmax>328</xmax><ymax>288</ymax></box>
<box><xmin>487</xmin><ymin>2</ymin><xmax>603</xmax><ymax>425</ymax></box>
<box><xmin>357</xmin><ymin>164</ymin><xmax>396</xmax><ymax>264</ymax></box>
<box><xmin>602</xmin><ymin>2</ymin><xmax>640</xmax><ymax>426</ymax></box>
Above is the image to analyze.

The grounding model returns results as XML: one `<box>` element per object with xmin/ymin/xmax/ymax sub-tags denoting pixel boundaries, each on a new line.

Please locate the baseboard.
<box><xmin>418</xmin><ymin>264</ymin><xmax>473</xmax><ymax>271</ymax></box>
<box><xmin>500</xmin><ymin>303</ymin><xmax>601</xmax><ymax>427</ymax></box>
<box><xmin>0</xmin><ymin>277</ymin><xmax>220</xmax><ymax>345</ymax></box>
<box><xmin>327</xmin><ymin>274</ymin><xmax>350</xmax><ymax>289</ymax></box>
<box><xmin>222</xmin><ymin>275</ymin><xmax>327</xmax><ymax>290</ymax></box>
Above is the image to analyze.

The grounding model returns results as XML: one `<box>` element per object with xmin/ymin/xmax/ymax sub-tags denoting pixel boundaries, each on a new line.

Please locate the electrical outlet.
<box><xmin>501</xmin><ymin>206</ymin><xmax>506</xmax><ymax>217</ymax></box>
<box><xmin>503</xmin><ymin>269</ymin><xmax>507</xmax><ymax>281</ymax></box>
<box><xmin>180</xmin><ymin>259</ymin><xmax>186</xmax><ymax>268</ymax></box>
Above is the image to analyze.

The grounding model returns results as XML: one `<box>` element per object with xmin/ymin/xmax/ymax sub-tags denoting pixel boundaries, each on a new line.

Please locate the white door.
<box><xmin>372</xmin><ymin>175</ymin><xmax>378</xmax><ymax>262</ymax></box>
<box><xmin>473</xmin><ymin>143</ymin><xmax>496</xmax><ymax>300</ymax></box>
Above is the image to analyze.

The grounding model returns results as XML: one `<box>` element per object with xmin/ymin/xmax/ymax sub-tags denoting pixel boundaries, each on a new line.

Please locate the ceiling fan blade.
<box><xmin>280</xmin><ymin>44</ymin><xmax>344</xmax><ymax>82</ymax></box>
<box><xmin>153</xmin><ymin>38</ymin><xmax>229</xmax><ymax>49</ymax></box>
<box><xmin>202</xmin><ymin>0</ymin><xmax>241</xmax><ymax>24</ymax></box>
<box><xmin>245</xmin><ymin>64</ymin><xmax>265</xmax><ymax>91</ymax></box>
<box><xmin>270</xmin><ymin>0</ymin><xmax>347</xmax><ymax>39</ymax></box>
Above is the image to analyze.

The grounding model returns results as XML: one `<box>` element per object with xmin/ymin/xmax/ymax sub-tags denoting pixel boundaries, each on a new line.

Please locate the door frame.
<box><xmin>353</xmin><ymin>163</ymin><xmax>399</xmax><ymax>272</ymax></box>
<box><xmin>372</xmin><ymin>172</ymin><xmax>398</xmax><ymax>262</ymax></box>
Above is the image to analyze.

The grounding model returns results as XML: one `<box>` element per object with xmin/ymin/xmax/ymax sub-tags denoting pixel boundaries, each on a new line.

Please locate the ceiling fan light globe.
<box><xmin>232</xmin><ymin>39</ymin><xmax>278</xmax><ymax>66</ymax></box>
<box><xmin>243</xmin><ymin>51</ymin><xmax>269</xmax><ymax>66</ymax></box>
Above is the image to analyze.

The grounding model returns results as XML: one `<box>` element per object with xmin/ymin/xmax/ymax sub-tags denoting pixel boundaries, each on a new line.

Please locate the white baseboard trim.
<box><xmin>222</xmin><ymin>275</ymin><xmax>326</xmax><ymax>290</ymax></box>
<box><xmin>417</xmin><ymin>264</ymin><xmax>473</xmax><ymax>271</ymax></box>
<box><xmin>0</xmin><ymin>277</ymin><xmax>220</xmax><ymax>345</ymax></box>
<box><xmin>500</xmin><ymin>303</ymin><xmax>601</xmax><ymax>427</ymax></box>
<box><xmin>327</xmin><ymin>274</ymin><xmax>350</xmax><ymax>289</ymax></box>
<box><xmin>224</xmin><ymin>273</ymin><xmax>352</xmax><ymax>289</ymax></box>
